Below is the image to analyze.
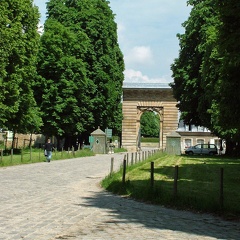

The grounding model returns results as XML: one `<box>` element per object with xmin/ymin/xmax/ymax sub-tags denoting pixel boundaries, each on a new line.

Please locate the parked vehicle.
<box><xmin>185</xmin><ymin>144</ymin><xmax>218</xmax><ymax>155</ymax></box>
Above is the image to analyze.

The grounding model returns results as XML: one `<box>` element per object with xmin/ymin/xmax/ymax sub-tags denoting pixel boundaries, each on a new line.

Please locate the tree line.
<box><xmin>171</xmin><ymin>0</ymin><xmax>240</xmax><ymax>155</ymax></box>
<box><xmin>0</xmin><ymin>0</ymin><xmax>124</xmax><ymax>149</ymax></box>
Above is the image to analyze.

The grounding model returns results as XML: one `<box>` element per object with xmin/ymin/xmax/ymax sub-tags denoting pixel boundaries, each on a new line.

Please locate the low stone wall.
<box><xmin>1</xmin><ymin>133</ymin><xmax>45</xmax><ymax>149</ymax></box>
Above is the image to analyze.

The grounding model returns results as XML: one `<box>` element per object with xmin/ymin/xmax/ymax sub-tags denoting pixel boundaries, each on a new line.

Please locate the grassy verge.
<box><xmin>141</xmin><ymin>137</ymin><xmax>159</xmax><ymax>143</ymax></box>
<box><xmin>0</xmin><ymin>147</ymin><xmax>127</xmax><ymax>167</ymax></box>
<box><xmin>113</xmin><ymin>148</ymin><xmax>127</xmax><ymax>153</ymax></box>
<box><xmin>101</xmin><ymin>152</ymin><xmax>240</xmax><ymax>220</ymax></box>
<box><xmin>0</xmin><ymin>148</ymin><xmax>95</xmax><ymax>167</ymax></box>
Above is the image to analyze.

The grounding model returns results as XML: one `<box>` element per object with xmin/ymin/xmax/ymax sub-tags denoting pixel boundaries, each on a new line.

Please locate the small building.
<box><xmin>91</xmin><ymin>127</ymin><xmax>106</xmax><ymax>154</ymax></box>
<box><xmin>166</xmin><ymin>131</ymin><xmax>181</xmax><ymax>155</ymax></box>
<box><xmin>177</xmin><ymin>120</ymin><xmax>222</xmax><ymax>154</ymax></box>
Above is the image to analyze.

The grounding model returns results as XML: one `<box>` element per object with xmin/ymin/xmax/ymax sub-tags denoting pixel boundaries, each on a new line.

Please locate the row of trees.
<box><xmin>171</xmin><ymin>0</ymin><xmax>240</xmax><ymax>155</ymax></box>
<box><xmin>0</xmin><ymin>0</ymin><xmax>124</xmax><ymax>148</ymax></box>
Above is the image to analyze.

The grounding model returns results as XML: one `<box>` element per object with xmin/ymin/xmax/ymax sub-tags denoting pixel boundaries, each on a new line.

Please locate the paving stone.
<box><xmin>0</xmin><ymin>153</ymin><xmax>239</xmax><ymax>239</ymax></box>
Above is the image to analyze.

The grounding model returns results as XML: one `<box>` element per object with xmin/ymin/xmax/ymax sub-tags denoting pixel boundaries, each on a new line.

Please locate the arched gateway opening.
<box><xmin>122</xmin><ymin>83</ymin><xmax>178</xmax><ymax>151</ymax></box>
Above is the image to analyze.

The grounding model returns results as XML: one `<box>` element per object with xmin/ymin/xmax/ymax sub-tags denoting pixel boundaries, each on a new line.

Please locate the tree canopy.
<box><xmin>35</xmin><ymin>0</ymin><xmax>124</xmax><ymax>144</ymax></box>
<box><xmin>0</xmin><ymin>0</ymin><xmax>42</xmax><ymax>135</ymax></box>
<box><xmin>171</xmin><ymin>0</ymin><xmax>240</xmax><ymax>155</ymax></box>
<box><xmin>140</xmin><ymin>111</ymin><xmax>160</xmax><ymax>138</ymax></box>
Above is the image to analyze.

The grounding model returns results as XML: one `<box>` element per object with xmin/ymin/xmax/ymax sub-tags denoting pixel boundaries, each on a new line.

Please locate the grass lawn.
<box><xmin>0</xmin><ymin>148</ymin><xmax>95</xmax><ymax>167</ymax></box>
<box><xmin>0</xmin><ymin>147</ymin><xmax>127</xmax><ymax>167</ymax></box>
<box><xmin>101</xmin><ymin>152</ymin><xmax>240</xmax><ymax>220</ymax></box>
<box><xmin>141</xmin><ymin>137</ymin><xmax>159</xmax><ymax>143</ymax></box>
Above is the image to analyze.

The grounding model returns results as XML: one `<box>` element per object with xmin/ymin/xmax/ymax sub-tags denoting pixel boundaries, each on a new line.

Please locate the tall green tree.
<box><xmin>0</xmin><ymin>0</ymin><xmax>42</xmax><ymax>137</ymax></box>
<box><xmin>171</xmin><ymin>0</ymin><xmax>240</xmax><ymax>155</ymax></box>
<box><xmin>170</xmin><ymin>0</ymin><xmax>217</xmax><ymax>128</ymax></box>
<box><xmin>35</xmin><ymin>19</ymin><xmax>94</xmax><ymax>143</ymax></box>
<box><xmin>36</xmin><ymin>0</ymin><xmax>124</xmax><ymax>144</ymax></box>
<box><xmin>214</xmin><ymin>0</ymin><xmax>240</xmax><ymax>133</ymax></box>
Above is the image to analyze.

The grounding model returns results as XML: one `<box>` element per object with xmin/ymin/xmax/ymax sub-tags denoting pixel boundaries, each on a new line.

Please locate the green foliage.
<box><xmin>102</xmin><ymin>152</ymin><xmax>240</xmax><ymax>218</ymax></box>
<box><xmin>36</xmin><ymin>18</ymin><xmax>94</xmax><ymax>138</ymax></box>
<box><xmin>141</xmin><ymin>137</ymin><xmax>159</xmax><ymax>143</ymax></box>
<box><xmin>36</xmin><ymin>0</ymin><xmax>124</xmax><ymax>140</ymax></box>
<box><xmin>140</xmin><ymin>111</ymin><xmax>160</xmax><ymax>137</ymax></box>
<box><xmin>171</xmin><ymin>0</ymin><xmax>240</xmax><ymax>154</ymax></box>
<box><xmin>0</xmin><ymin>0</ymin><xmax>42</xmax><ymax>133</ymax></box>
<box><xmin>0</xmin><ymin>148</ymin><xmax>95</xmax><ymax>167</ymax></box>
<box><xmin>113</xmin><ymin>147</ymin><xmax>127</xmax><ymax>153</ymax></box>
<box><xmin>215</xmin><ymin>0</ymin><xmax>240</xmax><ymax>132</ymax></box>
<box><xmin>0</xmin><ymin>141</ymin><xmax>4</xmax><ymax>149</ymax></box>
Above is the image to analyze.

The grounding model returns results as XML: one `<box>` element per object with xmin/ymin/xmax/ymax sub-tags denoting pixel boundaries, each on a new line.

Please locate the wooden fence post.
<box><xmin>151</xmin><ymin>161</ymin><xmax>154</xmax><ymax>188</ymax></box>
<box><xmin>220</xmin><ymin>168</ymin><xmax>224</xmax><ymax>210</ymax></box>
<box><xmin>0</xmin><ymin>149</ymin><xmax>3</xmax><ymax>163</ymax></box>
<box><xmin>11</xmin><ymin>149</ymin><xmax>13</xmax><ymax>165</ymax></box>
<box><xmin>131</xmin><ymin>152</ymin><xmax>134</xmax><ymax>165</ymax></box>
<box><xmin>38</xmin><ymin>148</ymin><xmax>41</xmax><ymax>161</ymax></box>
<box><xmin>21</xmin><ymin>148</ymin><xmax>23</xmax><ymax>163</ymax></box>
<box><xmin>122</xmin><ymin>159</ymin><xmax>127</xmax><ymax>184</ymax></box>
<box><xmin>30</xmin><ymin>147</ymin><xmax>32</xmax><ymax>163</ymax></box>
<box><xmin>173</xmin><ymin>165</ymin><xmax>179</xmax><ymax>197</ymax></box>
<box><xmin>72</xmin><ymin>146</ymin><xmax>75</xmax><ymax>156</ymax></box>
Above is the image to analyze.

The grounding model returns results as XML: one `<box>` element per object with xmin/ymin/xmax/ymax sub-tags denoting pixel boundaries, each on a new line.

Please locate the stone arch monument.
<box><xmin>122</xmin><ymin>83</ymin><xmax>178</xmax><ymax>151</ymax></box>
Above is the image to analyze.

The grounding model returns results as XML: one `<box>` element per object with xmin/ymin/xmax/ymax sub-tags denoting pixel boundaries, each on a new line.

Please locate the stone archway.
<box><xmin>137</xmin><ymin>106</ymin><xmax>163</xmax><ymax>149</ymax></box>
<box><xmin>122</xmin><ymin>83</ymin><xmax>178</xmax><ymax>151</ymax></box>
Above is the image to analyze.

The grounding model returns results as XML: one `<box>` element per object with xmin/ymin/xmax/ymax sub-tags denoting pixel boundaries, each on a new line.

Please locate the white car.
<box><xmin>185</xmin><ymin>144</ymin><xmax>218</xmax><ymax>155</ymax></box>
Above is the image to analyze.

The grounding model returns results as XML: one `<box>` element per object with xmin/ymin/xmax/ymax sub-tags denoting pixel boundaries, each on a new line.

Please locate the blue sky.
<box><xmin>33</xmin><ymin>0</ymin><xmax>191</xmax><ymax>84</ymax></box>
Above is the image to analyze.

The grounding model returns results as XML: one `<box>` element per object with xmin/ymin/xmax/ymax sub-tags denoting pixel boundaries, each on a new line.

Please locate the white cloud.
<box><xmin>33</xmin><ymin>0</ymin><xmax>191</xmax><ymax>85</ymax></box>
<box><xmin>37</xmin><ymin>23</ymin><xmax>44</xmax><ymax>35</ymax></box>
<box><xmin>125</xmin><ymin>46</ymin><xmax>154</xmax><ymax>65</ymax></box>
<box><xmin>116</xmin><ymin>22</ymin><xmax>125</xmax><ymax>34</ymax></box>
<box><xmin>124</xmin><ymin>69</ymin><xmax>171</xmax><ymax>84</ymax></box>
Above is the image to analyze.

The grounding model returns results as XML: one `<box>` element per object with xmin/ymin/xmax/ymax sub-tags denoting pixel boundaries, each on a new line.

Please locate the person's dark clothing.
<box><xmin>45</xmin><ymin>143</ymin><xmax>54</xmax><ymax>151</ymax></box>
<box><xmin>44</xmin><ymin>142</ymin><xmax>54</xmax><ymax>162</ymax></box>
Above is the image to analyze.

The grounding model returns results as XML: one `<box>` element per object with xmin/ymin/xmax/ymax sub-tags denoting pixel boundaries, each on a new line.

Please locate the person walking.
<box><xmin>44</xmin><ymin>138</ymin><xmax>54</xmax><ymax>162</ymax></box>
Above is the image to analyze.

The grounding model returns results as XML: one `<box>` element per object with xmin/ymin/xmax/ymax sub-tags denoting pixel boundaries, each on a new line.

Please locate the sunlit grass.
<box><xmin>102</xmin><ymin>152</ymin><xmax>240</xmax><ymax>219</ymax></box>
<box><xmin>0</xmin><ymin>148</ymin><xmax>95</xmax><ymax>167</ymax></box>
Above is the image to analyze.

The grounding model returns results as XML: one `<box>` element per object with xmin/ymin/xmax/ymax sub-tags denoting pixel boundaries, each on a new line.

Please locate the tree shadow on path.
<box><xmin>73</xmin><ymin>188</ymin><xmax>240</xmax><ymax>240</ymax></box>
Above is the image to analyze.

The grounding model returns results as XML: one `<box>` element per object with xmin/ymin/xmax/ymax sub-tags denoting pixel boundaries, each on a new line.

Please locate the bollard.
<box><xmin>110</xmin><ymin>157</ymin><xmax>114</xmax><ymax>175</ymax></box>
